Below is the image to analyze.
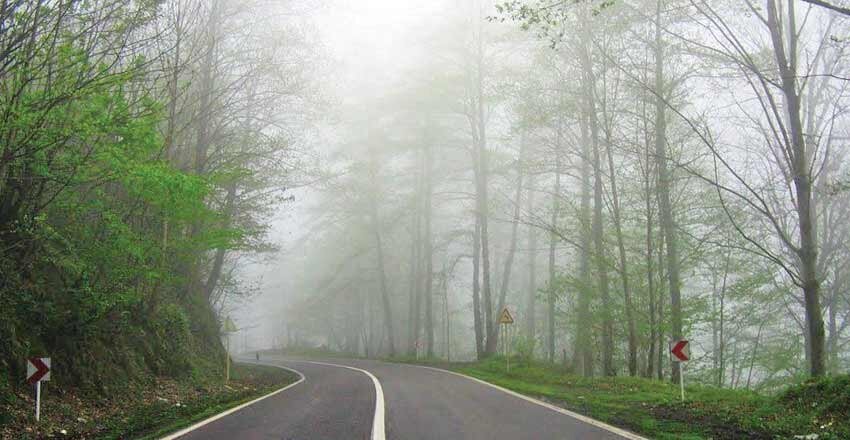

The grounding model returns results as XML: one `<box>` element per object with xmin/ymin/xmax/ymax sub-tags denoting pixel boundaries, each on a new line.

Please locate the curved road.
<box><xmin>167</xmin><ymin>356</ymin><xmax>645</xmax><ymax>440</ymax></box>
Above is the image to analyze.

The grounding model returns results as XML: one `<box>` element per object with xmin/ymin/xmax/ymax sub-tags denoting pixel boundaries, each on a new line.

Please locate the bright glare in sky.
<box><xmin>315</xmin><ymin>0</ymin><xmax>451</xmax><ymax>90</ymax></box>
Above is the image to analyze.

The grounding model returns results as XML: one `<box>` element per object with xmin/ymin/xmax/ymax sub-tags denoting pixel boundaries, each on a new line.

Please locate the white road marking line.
<box><xmin>159</xmin><ymin>362</ymin><xmax>305</xmax><ymax>440</ymax></box>
<box><xmin>411</xmin><ymin>364</ymin><xmax>648</xmax><ymax>440</ymax></box>
<box><xmin>297</xmin><ymin>360</ymin><xmax>386</xmax><ymax>440</ymax></box>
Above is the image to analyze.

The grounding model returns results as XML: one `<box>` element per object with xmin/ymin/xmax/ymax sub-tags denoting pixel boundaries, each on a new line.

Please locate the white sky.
<box><xmin>233</xmin><ymin>0</ymin><xmax>454</xmax><ymax>346</ymax></box>
<box><xmin>313</xmin><ymin>0</ymin><xmax>452</xmax><ymax>97</ymax></box>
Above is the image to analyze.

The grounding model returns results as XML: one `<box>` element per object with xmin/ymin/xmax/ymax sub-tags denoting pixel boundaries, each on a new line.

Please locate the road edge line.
<box><xmin>297</xmin><ymin>360</ymin><xmax>386</xmax><ymax>440</ymax></box>
<box><xmin>158</xmin><ymin>362</ymin><xmax>305</xmax><ymax>440</ymax></box>
<box><xmin>410</xmin><ymin>364</ymin><xmax>648</xmax><ymax>440</ymax></box>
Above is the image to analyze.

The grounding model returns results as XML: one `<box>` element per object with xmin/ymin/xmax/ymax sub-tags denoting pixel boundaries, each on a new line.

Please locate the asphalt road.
<box><xmin>167</xmin><ymin>356</ymin><xmax>644</xmax><ymax>440</ymax></box>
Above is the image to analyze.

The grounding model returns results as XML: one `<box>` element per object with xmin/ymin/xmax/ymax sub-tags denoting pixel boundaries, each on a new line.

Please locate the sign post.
<box><xmin>670</xmin><ymin>340</ymin><xmax>690</xmax><ymax>402</ymax></box>
<box><xmin>26</xmin><ymin>357</ymin><xmax>51</xmax><ymax>422</ymax></box>
<box><xmin>223</xmin><ymin>316</ymin><xmax>238</xmax><ymax>382</ymax></box>
<box><xmin>498</xmin><ymin>308</ymin><xmax>514</xmax><ymax>372</ymax></box>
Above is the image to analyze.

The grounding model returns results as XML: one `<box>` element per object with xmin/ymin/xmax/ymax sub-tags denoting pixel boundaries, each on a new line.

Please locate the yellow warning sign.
<box><xmin>223</xmin><ymin>316</ymin><xmax>238</xmax><ymax>333</ymax></box>
<box><xmin>498</xmin><ymin>307</ymin><xmax>514</xmax><ymax>324</ymax></box>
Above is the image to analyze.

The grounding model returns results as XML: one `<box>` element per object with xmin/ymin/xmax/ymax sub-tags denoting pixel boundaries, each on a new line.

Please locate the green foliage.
<box><xmin>513</xmin><ymin>336</ymin><xmax>536</xmax><ymax>366</ymax></box>
<box><xmin>150</xmin><ymin>304</ymin><xmax>192</xmax><ymax>377</ymax></box>
<box><xmin>450</xmin><ymin>358</ymin><xmax>850</xmax><ymax>439</ymax></box>
<box><xmin>0</xmin><ymin>0</ymin><xmax>239</xmax><ymax>399</ymax></box>
<box><xmin>780</xmin><ymin>375</ymin><xmax>850</xmax><ymax>434</ymax></box>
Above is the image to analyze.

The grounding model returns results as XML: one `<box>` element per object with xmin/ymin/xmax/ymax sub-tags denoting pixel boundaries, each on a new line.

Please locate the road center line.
<box><xmin>159</xmin><ymin>362</ymin><xmax>306</xmax><ymax>440</ymax></box>
<box><xmin>410</xmin><ymin>364</ymin><xmax>648</xmax><ymax>440</ymax></box>
<box><xmin>296</xmin><ymin>360</ymin><xmax>386</xmax><ymax>440</ymax></box>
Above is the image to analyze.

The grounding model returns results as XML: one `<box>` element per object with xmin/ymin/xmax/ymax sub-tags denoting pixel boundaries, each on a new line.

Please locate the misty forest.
<box><xmin>2</xmin><ymin>0</ymin><xmax>850</xmax><ymax>439</ymax></box>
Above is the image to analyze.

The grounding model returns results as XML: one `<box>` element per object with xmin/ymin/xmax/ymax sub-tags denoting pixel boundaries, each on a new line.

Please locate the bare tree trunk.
<box><xmin>656</xmin><ymin>225</ymin><xmax>666</xmax><ymax>381</ymax></box>
<box><xmin>577</xmin><ymin>110</ymin><xmax>594</xmax><ymax>377</ymax></box>
<box><xmin>368</xmin><ymin>152</ymin><xmax>395</xmax><ymax>357</ymax></box>
<box><xmin>423</xmin><ymin>142</ymin><xmax>435</xmax><ymax>358</ymax></box>
<box><xmin>412</xmin><ymin>150</ymin><xmax>424</xmax><ymax>356</ymax></box>
<box><xmin>407</xmin><ymin>168</ymin><xmax>420</xmax><ymax>355</ymax></box>
<box><xmin>654</xmin><ymin>0</ymin><xmax>683</xmax><ymax>384</ymax></box>
<box><xmin>492</xmin><ymin>137</ymin><xmax>526</xmax><ymax>351</ymax></box>
<box><xmin>604</xmin><ymin>127</ymin><xmax>637</xmax><ymax>376</ymax></box>
<box><xmin>203</xmin><ymin>183</ymin><xmax>236</xmax><ymax>300</ymax></box>
<box><xmin>828</xmin><ymin>296</ymin><xmax>838</xmax><ymax>374</ymax></box>
<box><xmin>548</xmin><ymin>145</ymin><xmax>561</xmax><ymax>363</ymax></box>
<box><xmin>580</xmin><ymin>28</ymin><xmax>614</xmax><ymax>376</ymax></box>
<box><xmin>745</xmin><ymin>320</ymin><xmax>765</xmax><ymax>389</ymax></box>
<box><xmin>186</xmin><ymin>0</ymin><xmax>221</xmax><ymax>300</ymax></box>
<box><xmin>472</xmin><ymin>212</ymin><xmax>484</xmax><ymax>359</ymax></box>
<box><xmin>765</xmin><ymin>0</ymin><xmax>825</xmax><ymax>377</ymax></box>
<box><xmin>193</xmin><ymin>0</ymin><xmax>220</xmax><ymax>176</ymax></box>
<box><xmin>468</xmin><ymin>0</ymin><xmax>486</xmax><ymax>362</ymax></box>
<box><xmin>478</xmin><ymin>71</ymin><xmax>496</xmax><ymax>358</ymax></box>
<box><xmin>442</xmin><ymin>260</ymin><xmax>451</xmax><ymax>361</ymax></box>
<box><xmin>718</xmin><ymin>253</ymin><xmax>730</xmax><ymax>387</ymax></box>
<box><xmin>526</xmin><ymin>173</ymin><xmax>538</xmax><ymax>350</ymax></box>
<box><xmin>645</xmin><ymin>161</ymin><xmax>657</xmax><ymax>379</ymax></box>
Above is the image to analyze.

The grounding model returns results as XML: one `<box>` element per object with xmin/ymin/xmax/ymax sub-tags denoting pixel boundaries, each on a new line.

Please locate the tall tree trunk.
<box><xmin>604</xmin><ymin>126</ymin><xmax>637</xmax><ymax>376</ymax></box>
<box><xmin>548</xmin><ymin>141</ymin><xmax>561</xmax><ymax>363</ymax></box>
<box><xmin>577</xmin><ymin>110</ymin><xmax>594</xmax><ymax>377</ymax></box>
<box><xmin>412</xmin><ymin>150</ymin><xmax>424</xmax><ymax>356</ymax></box>
<box><xmin>828</xmin><ymin>295</ymin><xmax>838</xmax><ymax>374</ymax></box>
<box><xmin>745</xmin><ymin>320</ymin><xmax>766</xmax><ymax>389</ymax></box>
<box><xmin>645</xmin><ymin>149</ymin><xmax>657</xmax><ymax>379</ymax></box>
<box><xmin>442</xmin><ymin>260</ymin><xmax>451</xmax><ymax>361</ymax></box>
<box><xmin>477</xmin><ymin>56</ymin><xmax>496</xmax><ymax>358</ymax></box>
<box><xmin>718</xmin><ymin>252</ymin><xmax>730</xmax><ymax>387</ymax></box>
<box><xmin>194</xmin><ymin>0</ymin><xmax>220</xmax><ymax>176</ymax></box>
<box><xmin>526</xmin><ymin>173</ymin><xmax>538</xmax><ymax>350</ymax></box>
<box><xmin>203</xmin><ymin>183</ymin><xmax>236</xmax><ymax>300</ymax></box>
<box><xmin>186</xmin><ymin>0</ymin><xmax>221</xmax><ymax>299</ymax></box>
<box><xmin>368</xmin><ymin>152</ymin><xmax>395</xmax><ymax>357</ymax></box>
<box><xmin>765</xmin><ymin>0</ymin><xmax>825</xmax><ymax>378</ymax></box>
<box><xmin>492</xmin><ymin>137</ymin><xmax>526</xmax><ymax>351</ymax></box>
<box><xmin>472</xmin><ymin>211</ymin><xmax>484</xmax><ymax>359</ymax></box>
<box><xmin>407</xmin><ymin>164</ymin><xmax>421</xmax><ymax>355</ymax></box>
<box><xmin>656</xmin><ymin>224</ymin><xmax>666</xmax><ymax>381</ymax></box>
<box><xmin>423</xmin><ymin>142</ymin><xmax>435</xmax><ymax>358</ymax></box>
<box><xmin>654</xmin><ymin>0</ymin><xmax>683</xmax><ymax>384</ymax></box>
<box><xmin>581</xmin><ymin>28</ymin><xmax>614</xmax><ymax>377</ymax></box>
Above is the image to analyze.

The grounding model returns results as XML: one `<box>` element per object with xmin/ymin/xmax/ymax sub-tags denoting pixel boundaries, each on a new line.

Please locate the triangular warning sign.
<box><xmin>223</xmin><ymin>316</ymin><xmax>238</xmax><ymax>333</ymax></box>
<box><xmin>498</xmin><ymin>307</ymin><xmax>514</xmax><ymax>324</ymax></box>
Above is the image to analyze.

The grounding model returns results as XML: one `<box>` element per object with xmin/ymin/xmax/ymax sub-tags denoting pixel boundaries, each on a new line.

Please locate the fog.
<box><xmin>6</xmin><ymin>2</ymin><xmax>850</xmax><ymax>438</ymax></box>
<box><xmin>216</xmin><ymin>0</ymin><xmax>849</xmax><ymax>387</ymax></box>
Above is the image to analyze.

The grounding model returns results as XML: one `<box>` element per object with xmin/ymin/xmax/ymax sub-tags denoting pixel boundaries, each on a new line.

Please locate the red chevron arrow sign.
<box><xmin>26</xmin><ymin>357</ymin><xmax>51</xmax><ymax>385</ymax></box>
<box><xmin>670</xmin><ymin>340</ymin><xmax>690</xmax><ymax>362</ymax></box>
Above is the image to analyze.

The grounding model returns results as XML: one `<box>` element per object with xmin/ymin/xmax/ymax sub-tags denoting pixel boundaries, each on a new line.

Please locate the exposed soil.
<box><xmin>0</xmin><ymin>364</ymin><xmax>293</xmax><ymax>440</ymax></box>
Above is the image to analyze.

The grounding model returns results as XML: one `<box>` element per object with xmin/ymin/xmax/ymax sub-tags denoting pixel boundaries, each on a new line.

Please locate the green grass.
<box><xmin>401</xmin><ymin>357</ymin><xmax>848</xmax><ymax>440</ymax></box>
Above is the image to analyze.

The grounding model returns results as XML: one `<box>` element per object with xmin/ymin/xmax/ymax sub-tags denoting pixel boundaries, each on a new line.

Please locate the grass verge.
<box><xmin>1</xmin><ymin>363</ymin><xmax>298</xmax><ymax>440</ymax></box>
<box><xmin>397</xmin><ymin>357</ymin><xmax>848</xmax><ymax>440</ymax></box>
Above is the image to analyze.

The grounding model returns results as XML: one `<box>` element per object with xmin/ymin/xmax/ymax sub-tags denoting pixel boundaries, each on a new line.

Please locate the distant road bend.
<box><xmin>164</xmin><ymin>357</ymin><xmax>646</xmax><ymax>440</ymax></box>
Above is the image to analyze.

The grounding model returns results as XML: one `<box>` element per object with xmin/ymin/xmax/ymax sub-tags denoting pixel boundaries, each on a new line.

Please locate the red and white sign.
<box><xmin>26</xmin><ymin>357</ymin><xmax>50</xmax><ymax>384</ymax></box>
<box><xmin>670</xmin><ymin>340</ymin><xmax>690</xmax><ymax>362</ymax></box>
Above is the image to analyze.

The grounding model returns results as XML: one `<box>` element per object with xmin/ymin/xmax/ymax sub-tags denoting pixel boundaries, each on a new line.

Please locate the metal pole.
<box><xmin>35</xmin><ymin>381</ymin><xmax>41</xmax><ymax>422</ymax></box>
<box><xmin>505</xmin><ymin>324</ymin><xmax>510</xmax><ymax>372</ymax></box>
<box><xmin>507</xmin><ymin>325</ymin><xmax>511</xmax><ymax>372</ymax></box>
<box><xmin>679</xmin><ymin>363</ymin><xmax>685</xmax><ymax>402</ymax></box>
